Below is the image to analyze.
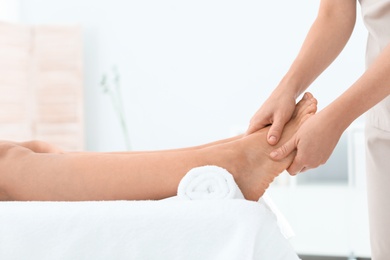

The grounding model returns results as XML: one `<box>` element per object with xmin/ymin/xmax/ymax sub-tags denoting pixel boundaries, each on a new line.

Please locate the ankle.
<box><xmin>215</xmin><ymin>141</ymin><xmax>248</xmax><ymax>183</ymax></box>
<box><xmin>199</xmin><ymin>142</ymin><xmax>243</xmax><ymax>179</ymax></box>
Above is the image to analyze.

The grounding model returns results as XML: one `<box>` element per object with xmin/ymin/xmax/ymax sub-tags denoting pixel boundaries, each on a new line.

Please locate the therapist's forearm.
<box><xmin>322</xmin><ymin>42</ymin><xmax>390</xmax><ymax>133</ymax></box>
<box><xmin>275</xmin><ymin>0</ymin><xmax>356</xmax><ymax>98</ymax></box>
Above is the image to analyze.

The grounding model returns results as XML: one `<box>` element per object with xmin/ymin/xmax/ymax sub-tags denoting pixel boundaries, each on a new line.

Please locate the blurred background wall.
<box><xmin>0</xmin><ymin>0</ymin><xmax>371</xmax><ymax>257</ymax></box>
<box><xmin>1</xmin><ymin>0</ymin><xmax>366</xmax><ymax>152</ymax></box>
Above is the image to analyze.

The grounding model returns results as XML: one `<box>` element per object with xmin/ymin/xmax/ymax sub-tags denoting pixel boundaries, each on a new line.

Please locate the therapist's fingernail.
<box><xmin>269</xmin><ymin>136</ymin><xmax>277</xmax><ymax>143</ymax></box>
<box><xmin>303</xmin><ymin>93</ymin><xmax>308</xmax><ymax>99</ymax></box>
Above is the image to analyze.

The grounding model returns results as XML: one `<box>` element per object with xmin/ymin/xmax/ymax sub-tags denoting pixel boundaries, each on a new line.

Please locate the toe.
<box><xmin>293</xmin><ymin>93</ymin><xmax>311</xmax><ymax>117</ymax></box>
<box><xmin>295</xmin><ymin>94</ymin><xmax>317</xmax><ymax>119</ymax></box>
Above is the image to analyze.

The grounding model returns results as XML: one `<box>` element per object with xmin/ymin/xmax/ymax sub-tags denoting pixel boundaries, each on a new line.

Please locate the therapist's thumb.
<box><xmin>270</xmin><ymin>137</ymin><xmax>296</xmax><ymax>160</ymax></box>
<box><xmin>267</xmin><ymin>119</ymin><xmax>286</xmax><ymax>145</ymax></box>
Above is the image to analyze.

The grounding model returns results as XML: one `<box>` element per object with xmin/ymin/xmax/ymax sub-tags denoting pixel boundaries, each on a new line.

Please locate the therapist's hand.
<box><xmin>269</xmin><ymin>111</ymin><xmax>343</xmax><ymax>175</ymax></box>
<box><xmin>246</xmin><ymin>91</ymin><xmax>301</xmax><ymax>145</ymax></box>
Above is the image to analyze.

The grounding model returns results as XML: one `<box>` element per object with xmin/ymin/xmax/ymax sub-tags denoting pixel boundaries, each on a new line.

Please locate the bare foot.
<box><xmin>229</xmin><ymin>93</ymin><xmax>317</xmax><ymax>200</ymax></box>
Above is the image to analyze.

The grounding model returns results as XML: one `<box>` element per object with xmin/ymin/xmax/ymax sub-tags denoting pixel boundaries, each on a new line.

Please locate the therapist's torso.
<box><xmin>359</xmin><ymin>0</ymin><xmax>390</xmax><ymax>130</ymax></box>
<box><xmin>359</xmin><ymin>0</ymin><xmax>390</xmax><ymax>67</ymax></box>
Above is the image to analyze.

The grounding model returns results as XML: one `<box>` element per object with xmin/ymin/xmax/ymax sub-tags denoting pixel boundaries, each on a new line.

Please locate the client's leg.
<box><xmin>0</xmin><ymin>94</ymin><xmax>316</xmax><ymax>201</ymax></box>
<box><xmin>15</xmin><ymin>135</ymin><xmax>243</xmax><ymax>155</ymax></box>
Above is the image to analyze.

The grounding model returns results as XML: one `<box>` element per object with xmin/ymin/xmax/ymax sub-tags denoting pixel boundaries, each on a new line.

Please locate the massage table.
<box><xmin>0</xmin><ymin>166</ymin><xmax>300</xmax><ymax>260</ymax></box>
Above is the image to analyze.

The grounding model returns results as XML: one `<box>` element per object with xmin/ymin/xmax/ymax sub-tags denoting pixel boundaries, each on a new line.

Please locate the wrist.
<box><xmin>276</xmin><ymin>72</ymin><xmax>308</xmax><ymax>100</ymax></box>
<box><xmin>319</xmin><ymin>105</ymin><xmax>352</xmax><ymax>135</ymax></box>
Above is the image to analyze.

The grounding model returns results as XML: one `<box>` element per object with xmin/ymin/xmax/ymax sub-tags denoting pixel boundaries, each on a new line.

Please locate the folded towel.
<box><xmin>177</xmin><ymin>165</ymin><xmax>245</xmax><ymax>200</ymax></box>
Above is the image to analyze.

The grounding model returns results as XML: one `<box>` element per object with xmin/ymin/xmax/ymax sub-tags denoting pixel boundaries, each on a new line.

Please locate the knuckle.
<box><xmin>279</xmin><ymin>144</ymin><xmax>289</xmax><ymax>155</ymax></box>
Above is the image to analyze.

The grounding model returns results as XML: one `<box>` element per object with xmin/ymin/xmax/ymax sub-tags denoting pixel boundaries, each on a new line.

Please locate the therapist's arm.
<box><xmin>271</xmin><ymin>41</ymin><xmax>390</xmax><ymax>174</ymax></box>
<box><xmin>247</xmin><ymin>0</ymin><xmax>357</xmax><ymax>143</ymax></box>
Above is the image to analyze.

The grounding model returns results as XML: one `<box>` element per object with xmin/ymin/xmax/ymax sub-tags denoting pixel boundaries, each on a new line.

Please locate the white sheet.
<box><xmin>0</xmin><ymin>200</ymin><xmax>300</xmax><ymax>260</ymax></box>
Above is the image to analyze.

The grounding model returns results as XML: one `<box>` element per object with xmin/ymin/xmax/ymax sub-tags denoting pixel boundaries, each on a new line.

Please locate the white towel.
<box><xmin>177</xmin><ymin>165</ymin><xmax>295</xmax><ymax>240</ymax></box>
<box><xmin>177</xmin><ymin>165</ymin><xmax>245</xmax><ymax>200</ymax></box>
<box><xmin>0</xmin><ymin>200</ymin><xmax>300</xmax><ymax>260</ymax></box>
<box><xmin>259</xmin><ymin>193</ymin><xmax>296</xmax><ymax>239</ymax></box>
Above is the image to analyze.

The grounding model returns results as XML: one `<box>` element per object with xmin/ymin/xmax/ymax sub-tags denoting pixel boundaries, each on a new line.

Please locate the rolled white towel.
<box><xmin>177</xmin><ymin>165</ymin><xmax>245</xmax><ymax>200</ymax></box>
<box><xmin>174</xmin><ymin>165</ymin><xmax>295</xmax><ymax>240</ymax></box>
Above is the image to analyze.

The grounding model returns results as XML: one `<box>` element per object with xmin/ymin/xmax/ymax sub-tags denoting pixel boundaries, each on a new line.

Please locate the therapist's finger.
<box><xmin>286</xmin><ymin>155</ymin><xmax>307</xmax><ymax>176</ymax></box>
<box><xmin>269</xmin><ymin>136</ymin><xmax>296</xmax><ymax>161</ymax></box>
<box><xmin>266</xmin><ymin>118</ymin><xmax>287</xmax><ymax>145</ymax></box>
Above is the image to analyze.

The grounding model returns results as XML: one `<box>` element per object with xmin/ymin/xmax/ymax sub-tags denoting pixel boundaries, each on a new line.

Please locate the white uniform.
<box><xmin>360</xmin><ymin>0</ymin><xmax>390</xmax><ymax>259</ymax></box>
